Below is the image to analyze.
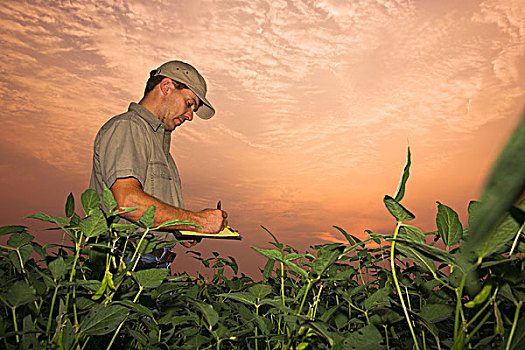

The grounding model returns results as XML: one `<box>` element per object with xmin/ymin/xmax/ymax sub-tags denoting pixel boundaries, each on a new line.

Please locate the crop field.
<box><xmin>0</xmin><ymin>115</ymin><xmax>524</xmax><ymax>349</ymax></box>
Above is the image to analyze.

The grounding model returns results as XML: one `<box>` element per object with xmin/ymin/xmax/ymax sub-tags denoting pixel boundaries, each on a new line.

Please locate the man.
<box><xmin>90</xmin><ymin>60</ymin><xmax>227</xmax><ymax>264</ymax></box>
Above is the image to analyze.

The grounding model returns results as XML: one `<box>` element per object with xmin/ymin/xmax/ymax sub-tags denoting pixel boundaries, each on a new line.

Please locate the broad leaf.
<box><xmin>80</xmin><ymin>303</ymin><xmax>129</xmax><ymax>335</ymax></box>
<box><xmin>102</xmin><ymin>183</ymin><xmax>117</xmax><ymax>212</ymax></box>
<box><xmin>6</xmin><ymin>281</ymin><xmax>37</xmax><ymax>307</ymax></box>
<box><xmin>394</xmin><ymin>238</ymin><xmax>457</xmax><ymax>266</ymax></box>
<box><xmin>394</xmin><ymin>147</ymin><xmax>411</xmax><ymax>202</ymax></box>
<box><xmin>8</xmin><ymin>245</ymin><xmax>34</xmax><ymax>273</ymax></box>
<box><xmin>133</xmin><ymin>268</ymin><xmax>168</xmax><ymax>288</ymax></box>
<box><xmin>81</xmin><ymin>189</ymin><xmax>100</xmax><ymax>216</ymax></box>
<box><xmin>25</xmin><ymin>213</ymin><xmax>69</xmax><ymax>227</ymax></box>
<box><xmin>0</xmin><ymin>225</ymin><xmax>26</xmax><ymax>236</ymax></box>
<box><xmin>79</xmin><ymin>209</ymin><xmax>108</xmax><ymax>238</ymax></box>
<box><xmin>194</xmin><ymin>302</ymin><xmax>218</xmax><ymax>328</ymax></box>
<box><xmin>49</xmin><ymin>257</ymin><xmax>67</xmax><ymax>281</ymax></box>
<box><xmin>463</xmin><ymin>114</ymin><xmax>525</xmax><ymax>262</ymax></box>
<box><xmin>65</xmin><ymin>192</ymin><xmax>75</xmax><ymax>218</ymax></box>
<box><xmin>333</xmin><ymin>324</ymin><xmax>383</xmax><ymax>350</ymax></box>
<box><xmin>396</xmin><ymin>225</ymin><xmax>437</xmax><ymax>272</ymax></box>
<box><xmin>363</xmin><ymin>285</ymin><xmax>391</xmax><ymax>310</ymax></box>
<box><xmin>7</xmin><ymin>232</ymin><xmax>34</xmax><ymax>248</ymax></box>
<box><xmin>384</xmin><ymin>195</ymin><xmax>415</xmax><ymax>222</ymax></box>
<box><xmin>436</xmin><ymin>201</ymin><xmax>463</xmax><ymax>248</ymax></box>
<box><xmin>117</xmin><ymin>300</ymin><xmax>154</xmax><ymax>319</ymax></box>
<box><xmin>218</xmin><ymin>292</ymin><xmax>256</xmax><ymax>305</ymax></box>
<box><xmin>312</xmin><ymin>245</ymin><xmax>344</xmax><ymax>277</ymax></box>
<box><xmin>248</xmin><ymin>284</ymin><xmax>273</xmax><ymax>299</ymax></box>
<box><xmin>475</xmin><ymin>212</ymin><xmax>520</xmax><ymax>259</ymax></box>
<box><xmin>139</xmin><ymin>205</ymin><xmax>156</xmax><ymax>228</ymax></box>
<box><xmin>251</xmin><ymin>247</ymin><xmax>282</xmax><ymax>261</ymax></box>
<box><xmin>420</xmin><ymin>304</ymin><xmax>454</xmax><ymax>323</ymax></box>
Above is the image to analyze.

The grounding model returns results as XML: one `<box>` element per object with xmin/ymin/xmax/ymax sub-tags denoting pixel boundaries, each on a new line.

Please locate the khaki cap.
<box><xmin>153</xmin><ymin>60</ymin><xmax>215</xmax><ymax>119</ymax></box>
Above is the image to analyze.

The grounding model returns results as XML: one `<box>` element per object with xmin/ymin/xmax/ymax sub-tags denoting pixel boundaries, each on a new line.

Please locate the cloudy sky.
<box><xmin>1</xmin><ymin>0</ymin><xmax>524</xmax><ymax>276</ymax></box>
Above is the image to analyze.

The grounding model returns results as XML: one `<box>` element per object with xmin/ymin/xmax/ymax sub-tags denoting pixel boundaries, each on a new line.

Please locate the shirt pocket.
<box><xmin>149</xmin><ymin>161</ymin><xmax>172</xmax><ymax>180</ymax></box>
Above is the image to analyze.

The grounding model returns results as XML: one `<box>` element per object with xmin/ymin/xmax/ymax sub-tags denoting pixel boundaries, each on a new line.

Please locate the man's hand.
<box><xmin>196</xmin><ymin>209</ymin><xmax>228</xmax><ymax>234</ymax></box>
<box><xmin>180</xmin><ymin>240</ymin><xmax>200</xmax><ymax>248</ymax></box>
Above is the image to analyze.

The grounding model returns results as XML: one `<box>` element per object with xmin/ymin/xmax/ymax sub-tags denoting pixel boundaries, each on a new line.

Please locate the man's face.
<box><xmin>162</xmin><ymin>81</ymin><xmax>201</xmax><ymax>131</ymax></box>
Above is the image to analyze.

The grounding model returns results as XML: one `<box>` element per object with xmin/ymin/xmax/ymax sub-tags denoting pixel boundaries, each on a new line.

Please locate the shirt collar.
<box><xmin>128</xmin><ymin>102</ymin><xmax>163</xmax><ymax>132</ymax></box>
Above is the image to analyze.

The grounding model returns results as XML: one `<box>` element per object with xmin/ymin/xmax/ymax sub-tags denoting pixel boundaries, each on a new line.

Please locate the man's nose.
<box><xmin>185</xmin><ymin>110</ymin><xmax>193</xmax><ymax>121</ymax></box>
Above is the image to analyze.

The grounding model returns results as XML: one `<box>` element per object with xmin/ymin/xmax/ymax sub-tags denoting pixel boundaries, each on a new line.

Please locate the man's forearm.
<box><xmin>110</xmin><ymin>177</ymin><xmax>224</xmax><ymax>233</ymax></box>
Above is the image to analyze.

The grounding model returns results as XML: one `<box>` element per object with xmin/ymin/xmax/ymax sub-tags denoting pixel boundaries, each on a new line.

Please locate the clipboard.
<box><xmin>178</xmin><ymin>225</ymin><xmax>242</xmax><ymax>240</ymax></box>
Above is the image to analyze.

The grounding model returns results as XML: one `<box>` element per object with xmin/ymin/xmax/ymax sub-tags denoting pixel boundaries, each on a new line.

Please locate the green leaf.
<box><xmin>394</xmin><ymin>238</ymin><xmax>457</xmax><ymax>266</ymax></box>
<box><xmin>0</xmin><ymin>225</ymin><xmax>26</xmax><ymax>236</ymax></box>
<box><xmin>218</xmin><ymin>292</ymin><xmax>256</xmax><ymax>305</ymax></box>
<box><xmin>102</xmin><ymin>183</ymin><xmax>117</xmax><ymax>212</ymax></box>
<box><xmin>139</xmin><ymin>205</ymin><xmax>156</xmax><ymax>228</ymax></box>
<box><xmin>436</xmin><ymin>202</ymin><xmax>463</xmax><ymax>249</ymax></box>
<box><xmin>118</xmin><ymin>207</ymin><xmax>140</xmax><ymax>215</ymax></box>
<box><xmin>49</xmin><ymin>257</ymin><xmax>67</xmax><ymax>281</ymax></box>
<box><xmin>312</xmin><ymin>245</ymin><xmax>345</xmax><ymax>277</ymax></box>
<box><xmin>384</xmin><ymin>195</ymin><xmax>415</xmax><ymax>222</ymax></box>
<box><xmin>156</xmin><ymin>219</ymin><xmax>201</xmax><ymax>230</ymax></box>
<box><xmin>396</xmin><ymin>225</ymin><xmax>437</xmax><ymax>273</ymax></box>
<box><xmin>116</xmin><ymin>300</ymin><xmax>154</xmax><ymax>319</ymax></box>
<box><xmin>80</xmin><ymin>303</ymin><xmax>129</xmax><ymax>335</ymax></box>
<box><xmin>194</xmin><ymin>302</ymin><xmax>218</xmax><ymax>328</ymax></box>
<box><xmin>25</xmin><ymin>213</ymin><xmax>69</xmax><ymax>227</ymax></box>
<box><xmin>333</xmin><ymin>324</ymin><xmax>383</xmax><ymax>350</ymax></box>
<box><xmin>6</xmin><ymin>232</ymin><xmax>34</xmax><ymax>248</ymax></box>
<box><xmin>22</xmin><ymin>314</ymin><xmax>39</xmax><ymax>350</ymax></box>
<box><xmin>79</xmin><ymin>209</ymin><xmax>108</xmax><ymax>238</ymax></box>
<box><xmin>394</xmin><ymin>147</ymin><xmax>411</xmax><ymax>202</ymax></box>
<box><xmin>65</xmin><ymin>192</ymin><xmax>75</xmax><ymax>218</ymax></box>
<box><xmin>6</xmin><ymin>281</ymin><xmax>37</xmax><ymax>307</ymax></box>
<box><xmin>133</xmin><ymin>268</ymin><xmax>168</xmax><ymax>288</ymax></box>
<box><xmin>462</xmin><ymin>114</ymin><xmax>525</xmax><ymax>262</ymax></box>
<box><xmin>262</xmin><ymin>259</ymin><xmax>275</xmax><ymax>280</ymax></box>
<box><xmin>475</xmin><ymin>212</ymin><xmax>520</xmax><ymax>259</ymax></box>
<box><xmin>8</xmin><ymin>245</ymin><xmax>34</xmax><ymax>273</ymax></box>
<box><xmin>306</xmin><ymin>321</ymin><xmax>335</xmax><ymax>346</ymax></box>
<box><xmin>420</xmin><ymin>304</ymin><xmax>455</xmax><ymax>323</ymax></box>
<box><xmin>251</xmin><ymin>247</ymin><xmax>282</xmax><ymax>261</ymax></box>
<box><xmin>333</xmin><ymin>225</ymin><xmax>355</xmax><ymax>245</ymax></box>
<box><xmin>363</xmin><ymin>285</ymin><xmax>392</xmax><ymax>310</ymax></box>
<box><xmin>248</xmin><ymin>284</ymin><xmax>273</xmax><ymax>299</ymax></box>
<box><xmin>284</xmin><ymin>260</ymin><xmax>308</xmax><ymax>279</ymax></box>
<box><xmin>81</xmin><ymin>189</ymin><xmax>100</xmax><ymax>216</ymax></box>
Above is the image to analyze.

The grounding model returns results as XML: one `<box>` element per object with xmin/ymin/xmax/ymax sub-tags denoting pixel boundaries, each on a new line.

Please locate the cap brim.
<box><xmin>194</xmin><ymin>94</ymin><xmax>215</xmax><ymax>119</ymax></box>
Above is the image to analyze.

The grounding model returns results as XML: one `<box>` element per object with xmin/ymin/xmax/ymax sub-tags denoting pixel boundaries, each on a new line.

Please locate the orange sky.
<box><xmin>1</xmin><ymin>0</ymin><xmax>524</xmax><ymax>277</ymax></box>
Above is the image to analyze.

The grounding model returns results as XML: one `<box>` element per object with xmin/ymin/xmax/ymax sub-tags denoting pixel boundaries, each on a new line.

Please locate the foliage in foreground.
<box><xmin>0</xmin><ymin>115</ymin><xmax>524</xmax><ymax>349</ymax></box>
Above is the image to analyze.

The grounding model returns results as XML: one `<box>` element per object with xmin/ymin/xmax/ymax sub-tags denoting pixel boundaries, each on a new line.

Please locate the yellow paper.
<box><xmin>178</xmin><ymin>226</ymin><xmax>241</xmax><ymax>240</ymax></box>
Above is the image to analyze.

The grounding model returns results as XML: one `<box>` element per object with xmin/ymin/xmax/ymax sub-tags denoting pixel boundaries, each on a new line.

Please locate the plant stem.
<box><xmin>12</xmin><ymin>306</ymin><xmax>19</xmax><ymax>343</ymax></box>
<box><xmin>280</xmin><ymin>261</ymin><xmax>285</xmax><ymax>306</ymax></box>
<box><xmin>505</xmin><ymin>301</ymin><xmax>523</xmax><ymax>350</ymax></box>
<box><xmin>509</xmin><ymin>222</ymin><xmax>524</xmax><ymax>257</ymax></box>
<box><xmin>453</xmin><ymin>275</ymin><xmax>466</xmax><ymax>344</ymax></box>
<box><xmin>311</xmin><ymin>284</ymin><xmax>324</xmax><ymax>319</ymax></box>
<box><xmin>297</xmin><ymin>280</ymin><xmax>312</xmax><ymax>315</ymax></box>
<box><xmin>46</xmin><ymin>285</ymin><xmax>59</xmax><ymax>337</ymax></box>
<box><xmin>65</xmin><ymin>231</ymin><xmax>84</xmax><ymax>313</ymax></box>
<box><xmin>391</xmin><ymin>221</ymin><xmax>420</xmax><ymax>350</ymax></box>
<box><xmin>15</xmin><ymin>248</ymin><xmax>26</xmax><ymax>274</ymax></box>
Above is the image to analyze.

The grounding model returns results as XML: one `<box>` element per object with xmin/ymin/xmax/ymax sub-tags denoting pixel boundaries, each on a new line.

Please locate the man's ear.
<box><xmin>159</xmin><ymin>78</ymin><xmax>172</xmax><ymax>96</ymax></box>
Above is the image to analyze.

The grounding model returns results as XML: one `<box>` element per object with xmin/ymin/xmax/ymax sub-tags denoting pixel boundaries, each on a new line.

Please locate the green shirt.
<box><xmin>90</xmin><ymin>102</ymin><xmax>183</xmax><ymax>241</ymax></box>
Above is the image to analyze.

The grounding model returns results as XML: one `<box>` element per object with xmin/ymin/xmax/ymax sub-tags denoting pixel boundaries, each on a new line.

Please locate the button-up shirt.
<box><xmin>90</xmin><ymin>102</ymin><xmax>184</xmax><ymax>241</ymax></box>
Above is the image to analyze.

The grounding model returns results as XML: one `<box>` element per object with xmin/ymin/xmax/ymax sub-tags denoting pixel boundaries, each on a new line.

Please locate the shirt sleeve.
<box><xmin>97</xmin><ymin>118</ymin><xmax>149</xmax><ymax>189</ymax></box>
